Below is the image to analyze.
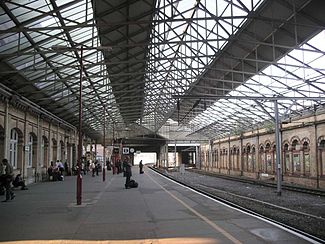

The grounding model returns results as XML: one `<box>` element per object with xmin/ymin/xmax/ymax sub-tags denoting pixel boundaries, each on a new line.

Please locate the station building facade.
<box><xmin>199</xmin><ymin>110</ymin><xmax>325</xmax><ymax>189</ymax></box>
<box><xmin>0</xmin><ymin>95</ymin><xmax>81</xmax><ymax>184</ymax></box>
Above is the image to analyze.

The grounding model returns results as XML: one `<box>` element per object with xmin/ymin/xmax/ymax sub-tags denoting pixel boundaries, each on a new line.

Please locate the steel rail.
<box><xmin>149</xmin><ymin>166</ymin><xmax>325</xmax><ymax>243</ymax></box>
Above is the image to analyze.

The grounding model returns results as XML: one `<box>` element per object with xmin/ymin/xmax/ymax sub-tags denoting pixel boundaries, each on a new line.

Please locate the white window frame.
<box><xmin>28</xmin><ymin>134</ymin><xmax>33</xmax><ymax>168</ymax></box>
<box><xmin>9</xmin><ymin>129</ymin><xmax>18</xmax><ymax>169</ymax></box>
<box><xmin>41</xmin><ymin>137</ymin><xmax>45</xmax><ymax>167</ymax></box>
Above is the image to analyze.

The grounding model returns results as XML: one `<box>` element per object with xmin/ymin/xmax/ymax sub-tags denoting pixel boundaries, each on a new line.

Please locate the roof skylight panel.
<box><xmin>307</xmin><ymin>30</ymin><xmax>325</xmax><ymax>51</ymax></box>
<box><xmin>308</xmin><ymin>56</ymin><xmax>325</xmax><ymax>72</ymax></box>
<box><xmin>10</xmin><ymin>4</ymin><xmax>48</xmax><ymax>23</ymax></box>
<box><xmin>60</xmin><ymin>1</ymin><xmax>91</xmax><ymax>21</ymax></box>
<box><xmin>0</xmin><ymin>32</ymin><xmax>21</xmax><ymax>52</ymax></box>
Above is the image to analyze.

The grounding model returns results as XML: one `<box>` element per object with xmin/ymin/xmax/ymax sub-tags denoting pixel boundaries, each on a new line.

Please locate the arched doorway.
<box><xmin>0</xmin><ymin>125</ymin><xmax>4</xmax><ymax>160</ymax></box>
<box><xmin>52</xmin><ymin>138</ymin><xmax>57</xmax><ymax>162</ymax></box>
<box><xmin>259</xmin><ymin>145</ymin><xmax>265</xmax><ymax>173</ymax></box>
<box><xmin>41</xmin><ymin>136</ymin><xmax>49</xmax><ymax>167</ymax></box>
<box><xmin>59</xmin><ymin>140</ymin><xmax>65</xmax><ymax>162</ymax></box>
<box><xmin>27</xmin><ymin>132</ymin><xmax>38</xmax><ymax>169</ymax></box>
<box><xmin>302</xmin><ymin>140</ymin><xmax>310</xmax><ymax>176</ymax></box>
<box><xmin>265</xmin><ymin>143</ymin><xmax>272</xmax><ymax>173</ymax></box>
<box><xmin>292</xmin><ymin>139</ymin><xmax>301</xmax><ymax>175</ymax></box>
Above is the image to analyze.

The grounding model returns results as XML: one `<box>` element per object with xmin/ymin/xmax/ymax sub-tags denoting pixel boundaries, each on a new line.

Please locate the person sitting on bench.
<box><xmin>13</xmin><ymin>174</ymin><xmax>28</xmax><ymax>190</ymax></box>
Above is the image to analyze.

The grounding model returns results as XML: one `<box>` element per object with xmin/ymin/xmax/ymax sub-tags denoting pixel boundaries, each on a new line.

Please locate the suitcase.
<box><xmin>129</xmin><ymin>179</ymin><xmax>138</xmax><ymax>188</ymax></box>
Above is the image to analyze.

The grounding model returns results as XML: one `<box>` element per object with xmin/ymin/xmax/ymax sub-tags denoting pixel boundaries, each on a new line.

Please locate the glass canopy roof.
<box><xmin>0</xmin><ymin>0</ymin><xmax>324</xmax><ymax>141</ymax></box>
<box><xmin>189</xmin><ymin>30</ymin><xmax>325</xmax><ymax>138</ymax></box>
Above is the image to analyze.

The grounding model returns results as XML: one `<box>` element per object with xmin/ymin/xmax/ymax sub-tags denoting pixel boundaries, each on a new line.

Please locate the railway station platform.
<box><xmin>0</xmin><ymin>167</ymin><xmax>316</xmax><ymax>244</ymax></box>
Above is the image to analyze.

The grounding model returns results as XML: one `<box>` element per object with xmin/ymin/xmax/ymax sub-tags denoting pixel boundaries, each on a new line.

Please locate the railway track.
<box><xmin>149</xmin><ymin>166</ymin><xmax>325</xmax><ymax>242</ymax></box>
<box><xmin>188</xmin><ymin>168</ymin><xmax>325</xmax><ymax>197</ymax></box>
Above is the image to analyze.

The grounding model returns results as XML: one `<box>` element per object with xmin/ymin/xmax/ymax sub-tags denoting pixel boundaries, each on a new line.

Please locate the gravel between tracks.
<box><xmin>158</xmin><ymin>168</ymin><xmax>325</xmax><ymax>240</ymax></box>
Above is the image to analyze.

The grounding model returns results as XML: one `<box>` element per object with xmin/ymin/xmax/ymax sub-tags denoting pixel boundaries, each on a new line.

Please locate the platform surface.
<box><xmin>0</xmin><ymin>167</ymin><xmax>315</xmax><ymax>244</ymax></box>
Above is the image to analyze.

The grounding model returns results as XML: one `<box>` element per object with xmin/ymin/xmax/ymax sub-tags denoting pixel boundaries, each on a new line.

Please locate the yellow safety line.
<box><xmin>146</xmin><ymin>172</ymin><xmax>242</xmax><ymax>244</ymax></box>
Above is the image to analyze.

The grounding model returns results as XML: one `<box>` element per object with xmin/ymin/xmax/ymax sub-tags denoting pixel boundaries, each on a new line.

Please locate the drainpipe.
<box><xmin>274</xmin><ymin>100</ymin><xmax>282</xmax><ymax>196</ymax></box>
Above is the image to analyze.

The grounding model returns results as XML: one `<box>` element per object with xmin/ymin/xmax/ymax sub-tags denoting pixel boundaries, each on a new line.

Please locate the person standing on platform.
<box><xmin>139</xmin><ymin>160</ymin><xmax>144</xmax><ymax>174</ymax></box>
<box><xmin>122</xmin><ymin>158</ymin><xmax>127</xmax><ymax>177</ymax></box>
<box><xmin>95</xmin><ymin>160</ymin><xmax>100</xmax><ymax>176</ymax></box>
<box><xmin>90</xmin><ymin>160</ymin><xmax>95</xmax><ymax>177</ymax></box>
<box><xmin>124</xmin><ymin>157</ymin><xmax>132</xmax><ymax>189</ymax></box>
<box><xmin>1</xmin><ymin>159</ymin><xmax>15</xmax><ymax>202</ymax></box>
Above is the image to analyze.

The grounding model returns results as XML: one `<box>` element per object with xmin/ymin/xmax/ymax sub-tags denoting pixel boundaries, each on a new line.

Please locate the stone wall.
<box><xmin>199</xmin><ymin>111</ymin><xmax>325</xmax><ymax>189</ymax></box>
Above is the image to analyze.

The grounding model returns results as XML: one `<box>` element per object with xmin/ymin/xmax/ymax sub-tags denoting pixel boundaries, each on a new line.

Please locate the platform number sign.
<box><xmin>123</xmin><ymin>147</ymin><xmax>129</xmax><ymax>155</ymax></box>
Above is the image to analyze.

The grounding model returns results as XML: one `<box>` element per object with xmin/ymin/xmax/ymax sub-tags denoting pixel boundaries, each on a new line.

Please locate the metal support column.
<box><xmin>76</xmin><ymin>46</ymin><xmax>83</xmax><ymax>205</ymax></box>
<box><xmin>103</xmin><ymin>105</ymin><xmax>106</xmax><ymax>182</ymax></box>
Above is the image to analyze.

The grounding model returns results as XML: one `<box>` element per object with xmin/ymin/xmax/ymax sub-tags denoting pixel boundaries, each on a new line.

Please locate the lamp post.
<box><xmin>51</xmin><ymin>44</ymin><xmax>111</xmax><ymax>205</ymax></box>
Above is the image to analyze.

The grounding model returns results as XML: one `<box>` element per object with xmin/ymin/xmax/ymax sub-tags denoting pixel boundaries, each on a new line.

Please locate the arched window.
<box><xmin>251</xmin><ymin>147</ymin><xmax>256</xmax><ymax>172</ymax></box>
<box><xmin>265</xmin><ymin>143</ymin><xmax>272</xmax><ymax>173</ymax></box>
<box><xmin>200</xmin><ymin>149</ymin><xmax>205</xmax><ymax>167</ymax></box>
<box><xmin>206</xmin><ymin>150</ymin><xmax>210</xmax><ymax>168</ymax></box>
<box><xmin>0</xmin><ymin>126</ymin><xmax>4</xmax><ymax>161</ymax></box>
<box><xmin>27</xmin><ymin>134</ymin><xmax>33</xmax><ymax>167</ymax></box>
<box><xmin>320</xmin><ymin>140</ymin><xmax>325</xmax><ymax>176</ymax></box>
<box><xmin>59</xmin><ymin>140</ymin><xmax>65</xmax><ymax>162</ymax></box>
<box><xmin>9</xmin><ymin>129</ymin><xmax>18</xmax><ymax>168</ymax></box>
<box><xmin>259</xmin><ymin>146</ymin><xmax>265</xmax><ymax>172</ymax></box>
<box><xmin>292</xmin><ymin>139</ymin><xmax>301</xmax><ymax>174</ymax></box>
<box><xmin>242</xmin><ymin>147</ymin><xmax>246</xmax><ymax>171</ymax></box>
<box><xmin>224</xmin><ymin>149</ymin><xmax>228</xmax><ymax>169</ymax></box>
<box><xmin>236</xmin><ymin>148</ymin><xmax>240</xmax><ymax>170</ymax></box>
<box><xmin>283</xmin><ymin>143</ymin><xmax>290</xmax><ymax>174</ymax></box>
<box><xmin>215</xmin><ymin>149</ymin><xmax>219</xmax><ymax>168</ymax></box>
<box><xmin>220</xmin><ymin>149</ymin><xmax>223</xmax><ymax>168</ymax></box>
<box><xmin>247</xmin><ymin>145</ymin><xmax>252</xmax><ymax>172</ymax></box>
<box><xmin>41</xmin><ymin>136</ymin><xmax>49</xmax><ymax>167</ymax></box>
<box><xmin>303</xmin><ymin>141</ymin><xmax>310</xmax><ymax>175</ymax></box>
<box><xmin>212</xmin><ymin>149</ymin><xmax>216</xmax><ymax>168</ymax></box>
<box><xmin>271</xmin><ymin>144</ymin><xmax>276</xmax><ymax>173</ymax></box>
<box><xmin>52</xmin><ymin>138</ymin><xmax>57</xmax><ymax>162</ymax></box>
